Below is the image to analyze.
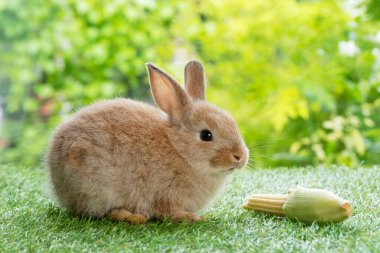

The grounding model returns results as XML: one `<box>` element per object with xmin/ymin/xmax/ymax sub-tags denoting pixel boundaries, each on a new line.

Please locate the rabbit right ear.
<box><xmin>184</xmin><ymin>60</ymin><xmax>205</xmax><ymax>101</ymax></box>
<box><xmin>146</xmin><ymin>63</ymin><xmax>192</xmax><ymax>126</ymax></box>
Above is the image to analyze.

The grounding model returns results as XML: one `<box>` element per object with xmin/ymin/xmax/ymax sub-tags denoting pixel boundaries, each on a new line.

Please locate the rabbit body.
<box><xmin>47</xmin><ymin>61</ymin><xmax>248</xmax><ymax>223</ymax></box>
<box><xmin>49</xmin><ymin>98</ymin><xmax>228</xmax><ymax>218</ymax></box>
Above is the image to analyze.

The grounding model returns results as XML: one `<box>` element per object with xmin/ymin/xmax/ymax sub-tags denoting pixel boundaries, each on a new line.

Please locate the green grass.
<box><xmin>1</xmin><ymin>165</ymin><xmax>379</xmax><ymax>253</ymax></box>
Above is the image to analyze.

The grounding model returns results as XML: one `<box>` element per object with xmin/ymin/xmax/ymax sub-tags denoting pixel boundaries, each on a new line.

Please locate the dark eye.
<box><xmin>200</xmin><ymin>129</ymin><xmax>213</xmax><ymax>141</ymax></box>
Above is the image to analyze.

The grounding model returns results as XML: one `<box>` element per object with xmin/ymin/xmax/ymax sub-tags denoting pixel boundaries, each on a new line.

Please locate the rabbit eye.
<box><xmin>200</xmin><ymin>129</ymin><xmax>213</xmax><ymax>141</ymax></box>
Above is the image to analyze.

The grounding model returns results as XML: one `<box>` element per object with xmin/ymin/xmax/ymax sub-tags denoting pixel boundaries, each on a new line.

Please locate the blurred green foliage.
<box><xmin>0</xmin><ymin>0</ymin><xmax>379</xmax><ymax>167</ymax></box>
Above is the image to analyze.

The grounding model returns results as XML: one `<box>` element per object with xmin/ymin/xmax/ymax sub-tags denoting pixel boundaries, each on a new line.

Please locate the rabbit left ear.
<box><xmin>184</xmin><ymin>60</ymin><xmax>205</xmax><ymax>101</ymax></box>
<box><xmin>146</xmin><ymin>63</ymin><xmax>192</xmax><ymax>126</ymax></box>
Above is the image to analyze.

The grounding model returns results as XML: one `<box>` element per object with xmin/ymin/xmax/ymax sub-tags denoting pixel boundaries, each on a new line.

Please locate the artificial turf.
<box><xmin>1</xmin><ymin>164</ymin><xmax>379</xmax><ymax>252</ymax></box>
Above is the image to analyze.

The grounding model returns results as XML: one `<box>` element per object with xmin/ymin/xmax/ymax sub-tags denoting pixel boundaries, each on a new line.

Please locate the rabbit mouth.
<box><xmin>216</xmin><ymin>167</ymin><xmax>237</xmax><ymax>175</ymax></box>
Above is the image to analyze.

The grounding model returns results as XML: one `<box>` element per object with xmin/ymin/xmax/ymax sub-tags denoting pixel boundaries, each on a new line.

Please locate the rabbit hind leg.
<box><xmin>109</xmin><ymin>208</ymin><xmax>149</xmax><ymax>224</ymax></box>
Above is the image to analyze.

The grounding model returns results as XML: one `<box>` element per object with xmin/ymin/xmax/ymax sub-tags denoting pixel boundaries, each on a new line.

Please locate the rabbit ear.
<box><xmin>184</xmin><ymin>60</ymin><xmax>205</xmax><ymax>101</ymax></box>
<box><xmin>146</xmin><ymin>63</ymin><xmax>192</xmax><ymax>126</ymax></box>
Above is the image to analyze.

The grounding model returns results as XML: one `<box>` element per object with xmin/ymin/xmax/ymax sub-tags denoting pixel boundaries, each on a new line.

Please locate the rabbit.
<box><xmin>47</xmin><ymin>60</ymin><xmax>249</xmax><ymax>224</ymax></box>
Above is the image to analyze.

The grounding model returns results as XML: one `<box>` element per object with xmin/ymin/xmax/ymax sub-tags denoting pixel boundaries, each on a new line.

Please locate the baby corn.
<box><xmin>242</xmin><ymin>187</ymin><xmax>352</xmax><ymax>223</ymax></box>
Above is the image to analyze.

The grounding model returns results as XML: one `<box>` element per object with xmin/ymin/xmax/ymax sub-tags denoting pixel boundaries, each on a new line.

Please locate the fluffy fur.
<box><xmin>47</xmin><ymin>60</ymin><xmax>249</xmax><ymax>223</ymax></box>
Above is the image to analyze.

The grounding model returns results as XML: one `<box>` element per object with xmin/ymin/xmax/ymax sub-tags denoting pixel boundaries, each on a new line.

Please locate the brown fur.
<box><xmin>185</xmin><ymin>60</ymin><xmax>205</xmax><ymax>101</ymax></box>
<box><xmin>47</xmin><ymin>60</ymin><xmax>249</xmax><ymax>223</ymax></box>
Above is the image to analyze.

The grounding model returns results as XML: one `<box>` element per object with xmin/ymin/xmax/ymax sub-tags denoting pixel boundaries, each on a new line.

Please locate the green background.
<box><xmin>1</xmin><ymin>0</ymin><xmax>380</xmax><ymax>167</ymax></box>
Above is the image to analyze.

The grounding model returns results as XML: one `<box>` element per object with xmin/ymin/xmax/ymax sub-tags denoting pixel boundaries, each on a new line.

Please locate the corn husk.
<box><xmin>242</xmin><ymin>186</ymin><xmax>352</xmax><ymax>223</ymax></box>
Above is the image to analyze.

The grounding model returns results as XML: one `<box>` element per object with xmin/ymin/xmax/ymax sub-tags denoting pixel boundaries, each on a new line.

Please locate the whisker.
<box><xmin>249</xmin><ymin>138</ymin><xmax>286</xmax><ymax>147</ymax></box>
<box><xmin>250</xmin><ymin>153</ymin><xmax>274</xmax><ymax>161</ymax></box>
<box><xmin>249</xmin><ymin>144</ymin><xmax>270</xmax><ymax>149</ymax></box>
<box><xmin>249</xmin><ymin>153</ymin><xmax>272</xmax><ymax>159</ymax></box>
<box><xmin>253</xmin><ymin>156</ymin><xmax>274</xmax><ymax>161</ymax></box>
<box><xmin>251</xmin><ymin>138</ymin><xmax>283</xmax><ymax>144</ymax></box>
<box><xmin>245</xmin><ymin>163</ymin><xmax>256</xmax><ymax>170</ymax></box>
<box><xmin>248</xmin><ymin>142</ymin><xmax>283</xmax><ymax>150</ymax></box>
<box><xmin>254</xmin><ymin>137</ymin><xmax>281</xmax><ymax>141</ymax></box>
<box><xmin>249</xmin><ymin>151</ymin><xmax>270</xmax><ymax>155</ymax></box>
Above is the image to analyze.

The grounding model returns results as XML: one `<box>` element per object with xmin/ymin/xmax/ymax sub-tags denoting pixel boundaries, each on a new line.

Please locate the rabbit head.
<box><xmin>147</xmin><ymin>60</ymin><xmax>249</xmax><ymax>176</ymax></box>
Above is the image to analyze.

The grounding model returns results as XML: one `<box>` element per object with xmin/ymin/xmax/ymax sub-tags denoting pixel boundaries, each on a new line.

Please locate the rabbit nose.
<box><xmin>232</xmin><ymin>154</ymin><xmax>241</xmax><ymax>162</ymax></box>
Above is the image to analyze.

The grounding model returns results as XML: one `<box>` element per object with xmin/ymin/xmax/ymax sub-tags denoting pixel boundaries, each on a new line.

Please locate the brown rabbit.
<box><xmin>47</xmin><ymin>61</ymin><xmax>249</xmax><ymax>224</ymax></box>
